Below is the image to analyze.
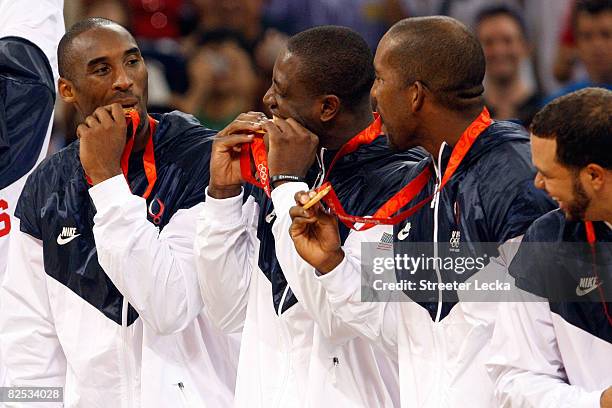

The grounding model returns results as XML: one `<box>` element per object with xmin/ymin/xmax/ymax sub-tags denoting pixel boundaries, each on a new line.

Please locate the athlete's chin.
<box><xmin>561</xmin><ymin>209</ymin><xmax>576</xmax><ymax>221</ymax></box>
<box><xmin>561</xmin><ymin>205</ymin><xmax>586</xmax><ymax>222</ymax></box>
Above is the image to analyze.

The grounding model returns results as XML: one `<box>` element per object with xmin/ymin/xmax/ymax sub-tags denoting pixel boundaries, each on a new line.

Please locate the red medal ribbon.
<box><xmin>86</xmin><ymin>110</ymin><xmax>158</xmax><ymax>200</ymax></box>
<box><xmin>585</xmin><ymin>221</ymin><xmax>596</xmax><ymax>246</ymax></box>
<box><xmin>584</xmin><ymin>221</ymin><xmax>612</xmax><ymax>327</ymax></box>
<box><xmin>238</xmin><ymin>114</ymin><xmax>384</xmax><ymax>199</ymax></box>
<box><xmin>321</xmin><ymin>108</ymin><xmax>492</xmax><ymax>230</ymax></box>
<box><xmin>240</xmin><ymin>135</ymin><xmax>271</xmax><ymax>197</ymax></box>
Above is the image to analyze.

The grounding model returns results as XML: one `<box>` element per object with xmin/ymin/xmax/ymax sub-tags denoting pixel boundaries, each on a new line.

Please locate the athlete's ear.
<box><xmin>58</xmin><ymin>77</ymin><xmax>77</xmax><ymax>104</ymax></box>
<box><xmin>409</xmin><ymin>81</ymin><xmax>426</xmax><ymax>112</ymax></box>
<box><xmin>319</xmin><ymin>95</ymin><xmax>340</xmax><ymax>123</ymax></box>
<box><xmin>583</xmin><ymin>163</ymin><xmax>606</xmax><ymax>191</ymax></box>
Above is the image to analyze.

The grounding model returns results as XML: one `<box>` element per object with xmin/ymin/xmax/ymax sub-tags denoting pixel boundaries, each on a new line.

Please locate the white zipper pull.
<box><xmin>277</xmin><ymin>285</ymin><xmax>290</xmax><ymax>317</ymax></box>
<box><xmin>314</xmin><ymin>147</ymin><xmax>327</xmax><ymax>188</ymax></box>
<box><xmin>330</xmin><ymin>357</ymin><xmax>339</xmax><ymax>383</ymax></box>
<box><xmin>175</xmin><ymin>382</ymin><xmax>193</xmax><ymax>408</ymax></box>
<box><xmin>430</xmin><ymin>184</ymin><xmax>439</xmax><ymax>209</ymax></box>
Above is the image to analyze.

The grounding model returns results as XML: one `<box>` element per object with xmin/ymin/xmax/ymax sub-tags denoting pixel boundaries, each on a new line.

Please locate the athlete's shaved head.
<box><xmin>285</xmin><ymin>25</ymin><xmax>374</xmax><ymax>111</ymax></box>
<box><xmin>372</xmin><ymin>16</ymin><xmax>487</xmax><ymax>153</ymax></box>
<box><xmin>384</xmin><ymin>16</ymin><xmax>486</xmax><ymax>111</ymax></box>
<box><xmin>58</xmin><ymin>18</ymin><xmax>127</xmax><ymax>80</ymax></box>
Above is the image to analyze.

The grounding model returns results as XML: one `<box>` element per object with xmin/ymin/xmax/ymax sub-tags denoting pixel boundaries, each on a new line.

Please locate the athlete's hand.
<box><xmin>289</xmin><ymin>190</ymin><xmax>344</xmax><ymax>273</ymax></box>
<box><xmin>602</xmin><ymin>386</ymin><xmax>612</xmax><ymax>408</ymax></box>
<box><xmin>77</xmin><ymin>104</ymin><xmax>125</xmax><ymax>185</ymax></box>
<box><xmin>264</xmin><ymin>117</ymin><xmax>318</xmax><ymax>182</ymax></box>
<box><xmin>208</xmin><ymin>112</ymin><xmax>268</xmax><ymax>199</ymax></box>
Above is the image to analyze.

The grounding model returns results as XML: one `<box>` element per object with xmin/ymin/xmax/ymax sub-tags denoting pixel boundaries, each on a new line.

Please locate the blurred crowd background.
<box><xmin>48</xmin><ymin>0</ymin><xmax>612</xmax><ymax>155</ymax></box>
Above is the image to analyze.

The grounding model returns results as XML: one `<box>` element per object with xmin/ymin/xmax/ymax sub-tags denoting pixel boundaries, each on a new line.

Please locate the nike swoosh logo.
<box><xmin>265</xmin><ymin>211</ymin><xmax>276</xmax><ymax>224</ymax></box>
<box><xmin>576</xmin><ymin>283</ymin><xmax>601</xmax><ymax>297</ymax></box>
<box><xmin>57</xmin><ymin>234</ymin><xmax>81</xmax><ymax>245</ymax></box>
<box><xmin>397</xmin><ymin>225</ymin><xmax>411</xmax><ymax>241</ymax></box>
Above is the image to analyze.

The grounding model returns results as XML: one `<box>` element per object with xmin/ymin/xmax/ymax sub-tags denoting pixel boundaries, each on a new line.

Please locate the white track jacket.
<box><xmin>195</xmin><ymin>183</ymin><xmax>400</xmax><ymax>407</ymax></box>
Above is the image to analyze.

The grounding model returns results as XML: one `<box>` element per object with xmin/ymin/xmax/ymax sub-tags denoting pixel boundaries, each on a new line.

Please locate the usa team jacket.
<box><xmin>0</xmin><ymin>0</ymin><xmax>64</xmax><ymax>278</ymax></box>
<box><xmin>487</xmin><ymin>210</ymin><xmax>612</xmax><ymax>407</ymax></box>
<box><xmin>0</xmin><ymin>112</ymin><xmax>239</xmax><ymax>408</ymax></box>
<box><xmin>278</xmin><ymin>119</ymin><xmax>556</xmax><ymax>408</ymax></box>
<box><xmin>195</xmin><ymin>122</ymin><xmax>427</xmax><ymax>407</ymax></box>
<box><xmin>0</xmin><ymin>0</ymin><xmax>64</xmax><ymax>390</ymax></box>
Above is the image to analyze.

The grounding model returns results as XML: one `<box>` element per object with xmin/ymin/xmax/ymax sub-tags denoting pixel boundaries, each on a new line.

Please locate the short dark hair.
<box><xmin>286</xmin><ymin>25</ymin><xmax>374</xmax><ymax>111</ymax></box>
<box><xmin>475</xmin><ymin>5</ymin><xmax>528</xmax><ymax>38</ymax></box>
<box><xmin>58</xmin><ymin>17</ymin><xmax>123</xmax><ymax>80</ymax></box>
<box><xmin>576</xmin><ymin>0</ymin><xmax>612</xmax><ymax>14</ymax></box>
<box><xmin>574</xmin><ymin>0</ymin><xmax>612</xmax><ymax>29</ymax></box>
<box><xmin>386</xmin><ymin>17</ymin><xmax>486</xmax><ymax>112</ymax></box>
<box><xmin>530</xmin><ymin>87</ymin><xmax>612</xmax><ymax>169</ymax></box>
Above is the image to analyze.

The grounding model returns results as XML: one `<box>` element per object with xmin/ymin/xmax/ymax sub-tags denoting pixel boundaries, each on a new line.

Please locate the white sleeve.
<box><xmin>487</xmin><ymin>292</ymin><xmax>605</xmax><ymax>408</ymax></box>
<box><xmin>0</xmin><ymin>0</ymin><xmax>65</xmax><ymax>81</ymax></box>
<box><xmin>0</xmin><ymin>221</ymin><xmax>66</xmax><ymax>406</ymax></box>
<box><xmin>194</xmin><ymin>188</ymin><xmax>257</xmax><ymax>334</ymax></box>
<box><xmin>90</xmin><ymin>175</ymin><xmax>204</xmax><ymax>335</ymax></box>
<box><xmin>270</xmin><ymin>182</ymin><xmax>399</xmax><ymax>359</ymax></box>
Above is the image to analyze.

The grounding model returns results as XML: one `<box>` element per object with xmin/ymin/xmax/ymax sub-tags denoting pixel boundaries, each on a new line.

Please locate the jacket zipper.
<box><xmin>273</xmin><ymin>148</ymin><xmax>326</xmax><ymax>407</ymax></box>
<box><xmin>121</xmin><ymin>298</ymin><xmax>135</xmax><ymax>408</ymax></box>
<box><xmin>274</xmin><ymin>295</ymin><xmax>292</xmax><ymax>408</ymax></box>
<box><xmin>432</xmin><ymin>144</ymin><xmax>446</xmax><ymax>323</ymax></box>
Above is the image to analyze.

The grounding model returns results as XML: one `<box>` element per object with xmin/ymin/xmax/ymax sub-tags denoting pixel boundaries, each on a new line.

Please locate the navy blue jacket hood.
<box><xmin>0</xmin><ymin>36</ymin><xmax>55</xmax><ymax>188</ymax></box>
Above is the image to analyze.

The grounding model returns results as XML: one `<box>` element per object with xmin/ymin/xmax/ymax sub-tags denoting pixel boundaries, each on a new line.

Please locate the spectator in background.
<box><xmin>476</xmin><ymin>5</ymin><xmax>542</xmax><ymax>126</ymax></box>
<box><xmin>263</xmin><ymin>0</ymin><xmax>407</xmax><ymax>50</ymax></box>
<box><xmin>544</xmin><ymin>0</ymin><xmax>612</xmax><ymax>103</ymax></box>
<box><xmin>553</xmin><ymin>1</ymin><xmax>580</xmax><ymax>83</ymax></box>
<box><xmin>127</xmin><ymin>0</ymin><xmax>185</xmax><ymax>39</ymax></box>
<box><xmin>523</xmin><ymin>0</ymin><xmax>574</xmax><ymax>95</ymax></box>
<box><xmin>186</xmin><ymin>0</ymin><xmax>287</xmax><ymax>113</ymax></box>
<box><xmin>188</xmin><ymin>0</ymin><xmax>286</xmax><ymax>74</ymax></box>
<box><xmin>189</xmin><ymin>0</ymin><xmax>264</xmax><ymax>46</ymax></box>
<box><xmin>171</xmin><ymin>30</ymin><xmax>259</xmax><ymax>129</ymax></box>
<box><xmin>401</xmin><ymin>0</ymin><xmax>522</xmax><ymax>28</ymax></box>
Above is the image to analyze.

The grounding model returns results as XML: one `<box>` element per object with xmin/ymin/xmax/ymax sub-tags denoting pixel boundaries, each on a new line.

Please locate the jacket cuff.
<box><xmin>271</xmin><ymin>181</ymin><xmax>309</xmax><ymax>218</ymax></box>
<box><xmin>201</xmin><ymin>187</ymin><xmax>244</xmax><ymax>224</ymax></box>
<box><xmin>89</xmin><ymin>175</ymin><xmax>133</xmax><ymax>211</ymax></box>
<box><xmin>316</xmin><ymin>253</ymin><xmax>360</xmax><ymax>302</ymax></box>
<box><xmin>580</xmin><ymin>389</ymin><xmax>607</xmax><ymax>408</ymax></box>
